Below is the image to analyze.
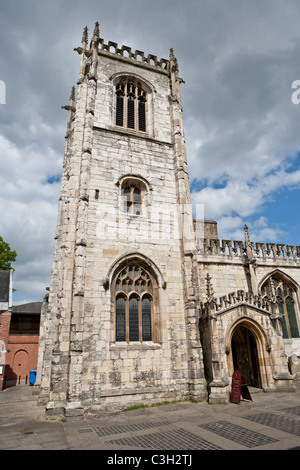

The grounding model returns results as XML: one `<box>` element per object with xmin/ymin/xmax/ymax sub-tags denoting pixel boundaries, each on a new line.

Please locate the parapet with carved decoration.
<box><xmin>197</xmin><ymin>238</ymin><xmax>300</xmax><ymax>262</ymax></box>
<box><xmin>74</xmin><ymin>23</ymin><xmax>170</xmax><ymax>74</ymax></box>
<box><xmin>200</xmin><ymin>288</ymin><xmax>271</xmax><ymax>318</ymax></box>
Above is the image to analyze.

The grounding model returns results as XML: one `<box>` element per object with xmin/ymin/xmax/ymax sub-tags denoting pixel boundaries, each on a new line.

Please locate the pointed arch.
<box><xmin>104</xmin><ymin>252</ymin><xmax>166</xmax><ymax>289</ymax></box>
<box><xmin>226</xmin><ymin>316</ymin><xmax>270</xmax><ymax>353</ymax></box>
<box><xmin>259</xmin><ymin>270</ymin><xmax>300</xmax><ymax>339</ymax></box>
<box><xmin>112</xmin><ymin>75</ymin><xmax>151</xmax><ymax>132</ymax></box>
<box><xmin>110</xmin><ymin>72</ymin><xmax>156</xmax><ymax>94</ymax></box>
<box><xmin>226</xmin><ymin>316</ymin><xmax>271</xmax><ymax>389</ymax></box>
<box><xmin>258</xmin><ymin>269</ymin><xmax>300</xmax><ymax>292</ymax></box>
<box><xmin>109</xmin><ymin>254</ymin><xmax>163</xmax><ymax>343</ymax></box>
<box><xmin>110</xmin><ymin>73</ymin><xmax>155</xmax><ymax>135</ymax></box>
<box><xmin>116</xmin><ymin>174</ymin><xmax>153</xmax><ymax>192</ymax></box>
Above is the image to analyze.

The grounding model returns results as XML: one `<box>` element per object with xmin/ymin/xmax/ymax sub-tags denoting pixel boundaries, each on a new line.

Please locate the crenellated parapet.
<box><xmin>98</xmin><ymin>39</ymin><xmax>170</xmax><ymax>71</ymax></box>
<box><xmin>197</xmin><ymin>238</ymin><xmax>300</xmax><ymax>262</ymax></box>
<box><xmin>200</xmin><ymin>288</ymin><xmax>271</xmax><ymax>317</ymax></box>
<box><xmin>253</xmin><ymin>242</ymin><xmax>300</xmax><ymax>260</ymax></box>
<box><xmin>200</xmin><ymin>273</ymin><xmax>272</xmax><ymax>317</ymax></box>
<box><xmin>74</xmin><ymin>23</ymin><xmax>169</xmax><ymax>73</ymax></box>
<box><xmin>198</xmin><ymin>238</ymin><xmax>245</xmax><ymax>257</ymax></box>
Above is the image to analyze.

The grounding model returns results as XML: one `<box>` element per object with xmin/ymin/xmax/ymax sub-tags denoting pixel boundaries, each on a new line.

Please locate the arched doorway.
<box><xmin>12</xmin><ymin>350</ymin><xmax>28</xmax><ymax>381</ymax></box>
<box><xmin>231</xmin><ymin>324</ymin><xmax>261</xmax><ymax>388</ymax></box>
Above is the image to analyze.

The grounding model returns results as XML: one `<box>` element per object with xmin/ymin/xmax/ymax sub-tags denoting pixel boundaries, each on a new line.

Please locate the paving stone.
<box><xmin>280</xmin><ymin>405</ymin><xmax>300</xmax><ymax>416</ymax></box>
<box><xmin>245</xmin><ymin>412</ymin><xmax>300</xmax><ymax>436</ymax></box>
<box><xmin>106</xmin><ymin>428</ymin><xmax>222</xmax><ymax>450</ymax></box>
<box><xmin>199</xmin><ymin>420</ymin><xmax>278</xmax><ymax>448</ymax></box>
<box><xmin>94</xmin><ymin>420</ymin><xmax>170</xmax><ymax>437</ymax></box>
<box><xmin>2</xmin><ymin>384</ymin><xmax>300</xmax><ymax>450</ymax></box>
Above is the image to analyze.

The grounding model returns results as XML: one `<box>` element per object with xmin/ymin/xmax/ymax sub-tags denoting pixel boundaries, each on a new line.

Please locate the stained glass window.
<box><xmin>116</xmin><ymin>295</ymin><xmax>126</xmax><ymax>341</ymax></box>
<box><xmin>142</xmin><ymin>296</ymin><xmax>152</xmax><ymax>341</ymax></box>
<box><xmin>129</xmin><ymin>296</ymin><xmax>139</xmax><ymax>341</ymax></box>
<box><xmin>114</xmin><ymin>264</ymin><xmax>153</xmax><ymax>342</ymax></box>
<box><xmin>261</xmin><ymin>275</ymin><xmax>300</xmax><ymax>339</ymax></box>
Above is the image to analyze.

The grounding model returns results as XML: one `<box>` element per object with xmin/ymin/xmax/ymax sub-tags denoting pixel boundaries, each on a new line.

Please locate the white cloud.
<box><xmin>0</xmin><ymin>135</ymin><xmax>61</xmax><ymax>301</ymax></box>
<box><xmin>216</xmin><ymin>215</ymin><xmax>287</xmax><ymax>244</ymax></box>
<box><xmin>191</xmin><ymin>163</ymin><xmax>300</xmax><ymax>219</ymax></box>
<box><xmin>191</xmin><ymin>161</ymin><xmax>300</xmax><ymax>244</ymax></box>
<box><xmin>192</xmin><ymin>181</ymin><xmax>263</xmax><ymax>220</ymax></box>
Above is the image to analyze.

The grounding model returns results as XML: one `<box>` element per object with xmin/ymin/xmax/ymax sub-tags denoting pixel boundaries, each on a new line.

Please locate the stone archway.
<box><xmin>231</xmin><ymin>324</ymin><xmax>261</xmax><ymax>388</ymax></box>
<box><xmin>13</xmin><ymin>349</ymin><xmax>28</xmax><ymax>381</ymax></box>
<box><xmin>227</xmin><ymin>318</ymin><xmax>271</xmax><ymax>390</ymax></box>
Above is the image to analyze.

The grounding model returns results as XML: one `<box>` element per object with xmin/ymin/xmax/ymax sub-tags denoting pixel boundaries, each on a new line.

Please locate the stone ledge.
<box><xmin>92</xmin><ymin>125</ymin><xmax>173</xmax><ymax>146</ymax></box>
<box><xmin>109</xmin><ymin>341</ymin><xmax>162</xmax><ymax>351</ymax></box>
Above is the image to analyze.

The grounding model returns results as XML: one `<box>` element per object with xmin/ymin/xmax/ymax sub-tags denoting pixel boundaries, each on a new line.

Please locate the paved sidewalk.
<box><xmin>0</xmin><ymin>383</ymin><xmax>300</xmax><ymax>451</ymax></box>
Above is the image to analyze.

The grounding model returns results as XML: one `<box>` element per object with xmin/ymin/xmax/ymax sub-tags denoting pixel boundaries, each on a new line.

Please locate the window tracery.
<box><xmin>261</xmin><ymin>274</ymin><xmax>300</xmax><ymax>339</ymax></box>
<box><xmin>115</xmin><ymin>77</ymin><xmax>147</xmax><ymax>132</ymax></box>
<box><xmin>113</xmin><ymin>264</ymin><xmax>154</xmax><ymax>342</ymax></box>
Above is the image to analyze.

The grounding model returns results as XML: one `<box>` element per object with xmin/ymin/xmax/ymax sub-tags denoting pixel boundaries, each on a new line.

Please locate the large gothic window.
<box><xmin>115</xmin><ymin>78</ymin><xmax>147</xmax><ymax>132</ymax></box>
<box><xmin>113</xmin><ymin>263</ymin><xmax>155</xmax><ymax>342</ymax></box>
<box><xmin>261</xmin><ymin>274</ymin><xmax>300</xmax><ymax>339</ymax></box>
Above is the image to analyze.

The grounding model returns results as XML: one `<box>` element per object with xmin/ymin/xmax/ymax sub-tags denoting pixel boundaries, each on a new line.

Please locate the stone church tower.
<box><xmin>37</xmin><ymin>23</ymin><xmax>205</xmax><ymax>416</ymax></box>
<box><xmin>37</xmin><ymin>22</ymin><xmax>300</xmax><ymax>417</ymax></box>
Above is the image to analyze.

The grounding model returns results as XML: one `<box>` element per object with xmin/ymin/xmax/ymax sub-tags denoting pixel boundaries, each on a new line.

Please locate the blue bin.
<box><xmin>29</xmin><ymin>369</ymin><xmax>37</xmax><ymax>385</ymax></box>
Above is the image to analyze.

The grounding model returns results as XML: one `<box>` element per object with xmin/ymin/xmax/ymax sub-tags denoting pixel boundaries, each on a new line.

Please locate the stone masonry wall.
<box><xmin>75</xmin><ymin>53</ymin><xmax>197</xmax><ymax>410</ymax></box>
<box><xmin>80</xmin><ymin>130</ymin><xmax>191</xmax><ymax>410</ymax></box>
<box><xmin>197</xmin><ymin>234</ymin><xmax>300</xmax><ymax>383</ymax></box>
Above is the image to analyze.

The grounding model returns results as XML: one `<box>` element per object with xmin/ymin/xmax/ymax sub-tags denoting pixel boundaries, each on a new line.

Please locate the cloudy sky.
<box><xmin>1</xmin><ymin>0</ymin><xmax>300</xmax><ymax>303</ymax></box>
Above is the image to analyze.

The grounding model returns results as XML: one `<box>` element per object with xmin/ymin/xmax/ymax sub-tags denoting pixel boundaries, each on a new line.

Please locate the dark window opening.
<box><xmin>142</xmin><ymin>296</ymin><xmax>151</xmax><ymax>341</ymax></box>
<box><xmin>116</xmin><ymin>296</ymin><xmax>126</xmax><ymax>341</ymax></box>
<box><xmin>127</xmin><ymin>94</ymin><xmax>135</xmax><ymax>129</ymax></box>
<box><xmin>116</xmin><ymin>91</ymin><xmax>124</xmax><ymax>127</ymax></box>
<box><xmin>9</xmin><ymin>314</ymin><xmax>40</xmax><ymax>335</ymax></box>
<box><xmin>138</xmin><ymin>98</ymin><xmax>146</xmax><ymax>132</ymax></box>
<box><xmin>129</xmin><ymin>296</ymin><xmax>139</xmax><ymax>341</ymax></box>
<box><xmin>115</xmin><ymin>78</ymin><xmax>147</xmax><ymax>132</ymax></box>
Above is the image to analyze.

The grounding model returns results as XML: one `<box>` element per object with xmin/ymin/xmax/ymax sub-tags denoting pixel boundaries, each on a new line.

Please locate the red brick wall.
<box><xmin>5</xmin><ymin>335</ymin><xmax>39</xmax><ymax>385</ymax></box>
<box><xmin>0</xmin><ymin>311</ymin><xmax>40</xmax><ymax>388</ymax></box>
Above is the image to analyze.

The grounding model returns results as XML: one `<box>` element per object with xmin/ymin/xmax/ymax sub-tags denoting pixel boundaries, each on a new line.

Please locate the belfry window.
<box><xmin>115</xmin><ymin>78</ymin><xmax>147</xmax><ymax>132</ymax></box>
<box><xmin>114</xmin><ymin>264</ymin><xmax>153</xmax><ymax>342</ymax></box>
<box><xmin>261</xmin><ymin>274</ymin><xmax>300</xmax><ymax>339</ymax></box>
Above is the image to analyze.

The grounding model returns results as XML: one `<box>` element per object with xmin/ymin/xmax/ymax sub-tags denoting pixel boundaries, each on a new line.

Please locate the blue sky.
<box><xmin>190</xmin><ymin>152</ymin><xmax>300</xmax><ymax>244</ymax></box>
<box><xmin>0</xmin><ymin>0</ymin><xmax>300</xmax><ymax>303</ymax></box>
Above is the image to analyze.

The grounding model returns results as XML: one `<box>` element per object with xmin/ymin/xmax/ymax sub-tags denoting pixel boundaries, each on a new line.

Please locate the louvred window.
<box><xmin>115</xmin><ymin>78</ymin><xmax>147</xmax><ymax>132</ymax></box>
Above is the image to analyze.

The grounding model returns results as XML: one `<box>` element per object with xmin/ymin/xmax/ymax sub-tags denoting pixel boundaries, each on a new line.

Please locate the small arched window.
<box><xmin>115</xmin><ymin>78</ymin><xmax>147</xmax><ymax>132</ymax></box>
<box><xmin>113</xmin><ymin>263</ymin><xmax>156</xmax><ymax>342</ymax></box>
<box><xmin>261</xmin><ymin>274</ymin><xmax>300</xmax><ymax>339</ymax></box>
<box><xmin>120</xmin><ymin>177</ymin><xmax>149</xmax><ymax>216</ymax></box>
<box><xmin>123</xmin><ymin>185</ymin><xmax>141</xmax><ymax>215</ymax></box>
